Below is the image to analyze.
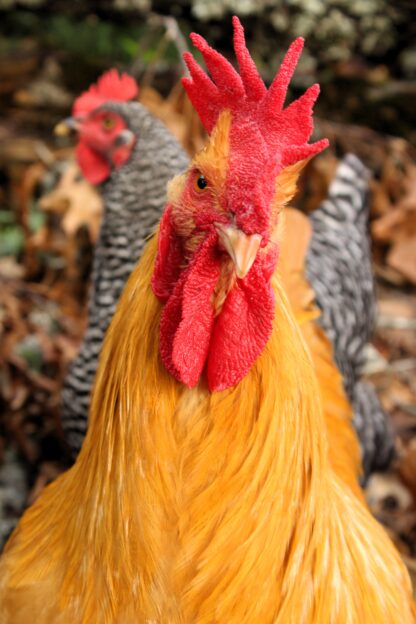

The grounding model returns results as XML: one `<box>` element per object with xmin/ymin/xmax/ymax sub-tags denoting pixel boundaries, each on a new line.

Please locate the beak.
<box><xmin>54</xmin><ymin>117</ymin><xmax>81</xmax><ymax>136</ymax></box>
<box><xmin>216</xmin><ymin>224</ymin><xmax>262</xmax><ymax>279</ymax></box>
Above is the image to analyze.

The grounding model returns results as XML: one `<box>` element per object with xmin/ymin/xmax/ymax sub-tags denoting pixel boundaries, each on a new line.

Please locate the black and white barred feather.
<box><xmin>306</xmin><ymin>154</ymin><xmax>393</xmax><ymax>478</ymax></box>
<box><xmin>61</xmin><ymin>101</ymin><xmax>189</xmax><ymax>454</ymax></box>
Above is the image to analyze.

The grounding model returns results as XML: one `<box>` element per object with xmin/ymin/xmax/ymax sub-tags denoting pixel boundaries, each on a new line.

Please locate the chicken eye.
<box><xmin>194</xmin><ymin>174</ymin><xmax>208</xmax><ymax>193</ymax></box>
<box><xmin>102</xmin><ymin>116</ymin><xmax>116</xmax><ymax>131</ymax></box>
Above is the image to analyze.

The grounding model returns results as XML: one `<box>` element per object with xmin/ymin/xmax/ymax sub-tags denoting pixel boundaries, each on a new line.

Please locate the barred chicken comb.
<box><xmin>73</xmin><ymin>69</ymin><xmax>139</xmax><ymax>117</ymax></box>
<box><xmin>182</xmin><ymin>16</ymin><xmax>328</xmax><ymax>168</ymax></box>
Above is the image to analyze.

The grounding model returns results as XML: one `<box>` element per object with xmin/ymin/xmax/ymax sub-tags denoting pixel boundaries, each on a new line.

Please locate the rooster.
<box><xmin>57</xmin><ymin>70</ymin><xmax>189</xmax><ymax>453</ymax></box>
<box><xmin>61</xmin><ymin>74</ymin><xmax>391</xmax><ymax>479</ymax></box>
<box><xmin>2</xmin><ymin>17</ymin><xmax>413</xmax><ymax>623</ymax></box>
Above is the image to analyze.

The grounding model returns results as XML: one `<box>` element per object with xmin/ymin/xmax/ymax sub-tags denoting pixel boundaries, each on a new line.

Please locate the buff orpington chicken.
<box><xmin>0</xmin><ymin>16</ymin><xmax>414</xmax><ymax>624</ymax></box>
<box><xmin>60</xmin><ymin>72</ymin><xmax>391</xmax><ymax>479</ymax></box>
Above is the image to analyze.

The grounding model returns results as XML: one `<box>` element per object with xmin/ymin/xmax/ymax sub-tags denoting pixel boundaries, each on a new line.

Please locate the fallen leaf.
<box><xmin>39</xmin><ymin>161</ymin><xmax>102</xmax><ymax>242</ymax></box>
<box><xmin>387</xmin><ymin>238</ymin><xmax>416</xmax><ymax>284</ymax></box>
<box><xmin>372</xmin><ymin>206</ymin><xmax>416</xmax><ymax>243</ymax></box>
<box><xmin>398</xmin><ymin>439</ymin><xmax>416</xmax><ymax>501</ymax></box>
<box><xmin>378</xmin><ymin>296</ymin><xmax>416</xmax><ymax>320</ymax></box>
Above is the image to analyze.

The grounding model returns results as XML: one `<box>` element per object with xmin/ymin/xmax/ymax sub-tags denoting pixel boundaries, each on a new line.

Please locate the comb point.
<box><xmin>73</xmin><ymin>69</ymin><xmax>138</xmax><ymax>117</ymax></box>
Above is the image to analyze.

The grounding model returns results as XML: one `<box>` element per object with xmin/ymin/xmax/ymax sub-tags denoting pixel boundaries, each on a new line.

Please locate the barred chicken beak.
<box><xmin>54</xmin><ymin>117</ymin><xmax>81</xmax><ymax>136</ymax></box>
<box><xmin>216</xmin><ymin>224</ymin><xmax>262</xmax><ymax>279</ymax></box>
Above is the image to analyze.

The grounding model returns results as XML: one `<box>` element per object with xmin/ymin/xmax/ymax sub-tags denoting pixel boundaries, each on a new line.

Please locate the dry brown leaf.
<box><xmin>398</xmin><ymin>439</ymin><xmax>416</xmax><ymax>502</ymax></box>
<box><xmin>0</xmin><ymin>138</ymin><xmax>51</xmax><ymax>167</ymax></box>
<box><xmin>374</xmin><ymin>263</ymin><xmax>408</xmax><ymax>286</ymax></box>
<box><xmin>391</xmin><ymin>409</ymin><xmax>416</xmax><ymax>440</ymax></box>
<box><xmin>387</xmin><ymin>238</ymin><xmax>416</xmax><ymax>284</ymax></box>
<box><xmin>0</xmin><ymin>258</ymin><xmax>25</xmax><ymax>280</ymax></box>
<box><xmin>372</xmin><ymin>206</ymin><xmax>416</xmax><ymax>243</ymax></box>
<box><xmin>39</xmin><ymin>161</ymin><xmax>102</xmax><ymax>242</ymax></box>
<box><xmin>378</xmin><ymin>296</ymin><xmax>416</xmax><ymax>320</ymax></box>
<box><xmin>379</xmin><ymin>378</ymin><xmax>416</xmax><ymax>412</ymax></box>
<box><xmin>372</xmin><ymin>164</ymin><xmax>416</xmax><ymax>251</ymax></box>
<box><xmin>296</xmin><ymin>152</ymin><xmax>339</xmax><ymax>214</ymax></box>
<box><xmin>370</xmin><ymin>179</ymin><xmax>393</xmax><ymax>217</ymax></box>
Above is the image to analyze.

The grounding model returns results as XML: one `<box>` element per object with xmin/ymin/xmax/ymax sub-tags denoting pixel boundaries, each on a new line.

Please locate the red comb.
<box><xmin>182</xmin><ymin>16</ymin><xmax>328</xmax><ymax>166</ymax></box>
<box><xmin>73</xmin><ymin>69</ymin><xmax>139</xmax><ymax>117</ymax></box>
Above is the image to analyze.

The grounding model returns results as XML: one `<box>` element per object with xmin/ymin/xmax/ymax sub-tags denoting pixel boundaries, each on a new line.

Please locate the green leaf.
<box><xmin>14</xmin><ymin>336</ymin><xmax>43</xmax><ymax>373</ymax></box>
<box><xmin>0</xmin><ymin>226</ymin><xmax>24</xmax><ymax>257</ymax></box>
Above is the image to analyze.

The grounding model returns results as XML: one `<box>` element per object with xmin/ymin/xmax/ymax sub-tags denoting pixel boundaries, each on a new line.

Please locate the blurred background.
<box><xmin>0</xmin><ymin>0</ymin><xmax>415</xmax><ymax>581</ymax></box>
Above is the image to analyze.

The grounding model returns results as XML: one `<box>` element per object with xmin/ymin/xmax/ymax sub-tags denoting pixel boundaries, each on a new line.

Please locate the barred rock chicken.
<box><xmin>61</xmin><ymin>73</ymin><xmax>392</xmax><ymax>479</ymax></box>
<box><xmin>59</xmin><ymin>70</ymin><xmax>189</xmax><ymax>453</ymax></box>
<box><xmin>2</xmin><ymin>18</ymin><xmax>413</xmax><ymax>623</ymax></box>
<box><xmin>305</xmin><ymin>154</ymin><xmax>394</xmax><ymax>476</ymax></box>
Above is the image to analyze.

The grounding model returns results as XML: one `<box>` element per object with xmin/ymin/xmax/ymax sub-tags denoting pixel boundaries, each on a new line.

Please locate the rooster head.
<box><xmin>152</xmin><ymin>16</ymin><xmax>328</xmax><ymax>392</ymax></box>
<box><xmin>56</xmin><ymin>70</ymin><xmax>139</xmax><ymax>184</ymax></box>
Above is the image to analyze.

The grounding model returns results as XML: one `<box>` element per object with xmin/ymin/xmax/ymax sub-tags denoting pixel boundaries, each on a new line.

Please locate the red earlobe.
<box><xmin>152</xmin><ymin>205</ymin><xmax>183</xmax><ymax>303</ymax></box>
<box><xmin>111</xmin><ymin>143</ymin><xmax>135</xmax><ymax>168</ymax></box>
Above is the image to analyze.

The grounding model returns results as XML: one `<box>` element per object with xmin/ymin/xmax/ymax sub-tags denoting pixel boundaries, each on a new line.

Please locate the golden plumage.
<box><xmin>280</xmin><ymin>206</ymin><xmax>363</xmax><ymax>501</ymax></box>
<box><xmin>0</xmin><ymin>225</ymin><xmax>414</xmax><ymax>622</ymax></box>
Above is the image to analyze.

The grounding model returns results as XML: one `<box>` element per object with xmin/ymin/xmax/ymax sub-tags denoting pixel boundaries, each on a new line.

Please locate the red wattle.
<box><xmin>207</xmin><ymin>251</ymin><xmax>276</xmax><ymax>391</ymax></box>
<box><xmin>152</xmin><ymin>213</ymin><xmax>279</xmax><ymax>391</ymax></box>
<box><xmin>76</xmin><ymin>140</ymin><xmax>110</xmax><ymax>185</ymax></box>
<box><xmin>158</xmin><ymin>232</ymin><xmax>220</xmax><ymax>387</ymax></box>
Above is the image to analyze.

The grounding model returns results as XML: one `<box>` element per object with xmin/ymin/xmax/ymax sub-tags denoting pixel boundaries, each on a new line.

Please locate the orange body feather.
<box><xmin>280</xmin><ymin>207</ymin><xmax>363</xmax><ymax>500</ymax></box>
<box><xmin>0</xmin><ymin>228</ymin><xmax>414</xmax><ymax>623</ymax></box>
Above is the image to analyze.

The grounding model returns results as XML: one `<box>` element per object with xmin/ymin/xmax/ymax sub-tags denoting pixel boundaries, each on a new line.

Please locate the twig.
<box><xmin>130</xmin><ymin>13</ymin><xmax>189</xmax><ymax>88</ymax></box>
